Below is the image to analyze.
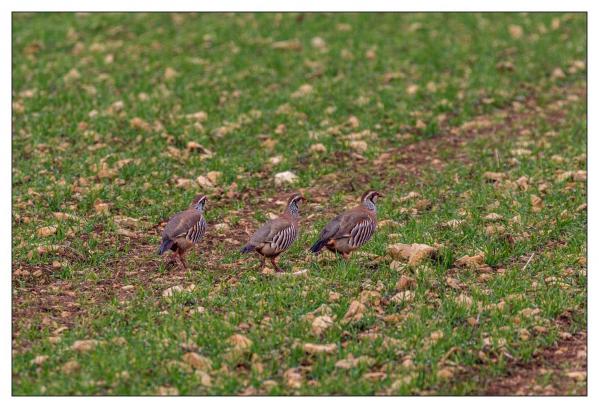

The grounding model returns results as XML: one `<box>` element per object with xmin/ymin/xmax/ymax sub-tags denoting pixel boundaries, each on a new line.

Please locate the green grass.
<box><xmin>12</xmin><ymin>12</ymin><xmax>586</xmax><ymax>395</ymax></box>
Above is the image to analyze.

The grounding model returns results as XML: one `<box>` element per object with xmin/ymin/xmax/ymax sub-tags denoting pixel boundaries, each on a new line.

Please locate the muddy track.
<box><xmin>482</xmin><ymin>328</ymin><xmax>587</xmax><ymax>395</ymax></box>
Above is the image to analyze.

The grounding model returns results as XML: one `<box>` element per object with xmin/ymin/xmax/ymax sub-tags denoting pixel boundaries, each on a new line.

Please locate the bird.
<box><xmin>158</xmin><ymin>194</ymin><xmax>208</xmax><ymax>270</ymax></box>
<box><xmin>240</xmin><ymin>193</ymin><xmax>305</xmax><ymax>272</ymax></box>
<box><xmin>310</xmin><ymin>190</ymin><xmax>383</xmax><ymax>259</ymax></box>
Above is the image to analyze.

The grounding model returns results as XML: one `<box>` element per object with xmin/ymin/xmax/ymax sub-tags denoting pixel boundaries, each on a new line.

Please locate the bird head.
<box><xmin>361</xmin><ymin>190</ymin><xmax>383</xmax><ymax>211</ymax></box>
<box><xmin>286</xmin><ymin>192</ymin><xmax>305</xmax><ymax>216</ymax></box>
<box><xmin>361</xmin><ymin>190</ymin><xmax>384</xmax><ymax>204</ymax></box>
<box><xmin>191</xmin><ymin>194</ymin><xmax>208</xmax><ymax>211</ymax></box>
<box><xmin>287</xmin><ymin>192</ymin><xmax>306</xmax><ymax>205</ymax></box>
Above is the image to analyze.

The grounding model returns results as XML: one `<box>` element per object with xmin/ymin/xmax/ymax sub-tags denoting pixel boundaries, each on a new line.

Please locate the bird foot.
<box><xmin>165</xmin><ymin>257</ymin><xmax>178</xmax><ymax>270</ymax></box>
<box><xmin>269</xmin><ymin>258</ymin><xmax>284</xmax><ymax>273</ymax></box>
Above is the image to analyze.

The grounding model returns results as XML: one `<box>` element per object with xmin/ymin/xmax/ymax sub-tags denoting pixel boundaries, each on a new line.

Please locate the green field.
<box><xmin>12</xmin><ymin>13</ymin><xmax>587</xmax><ymax>395</ymax></box>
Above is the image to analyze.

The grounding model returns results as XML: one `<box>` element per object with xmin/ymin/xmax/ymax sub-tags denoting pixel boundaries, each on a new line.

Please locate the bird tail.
<box><xmin>240</xmin><ymin>243</ymin><xmax>256</xmax><ymax>254</ymax></box>
<box><xmin>158</xmin><ymin>238</ymin><xmax>174</xmax><ymax>255</ymax></box>
<box><xmin>310</xmin><ymin>239</ymin><xmax>327</xmax><ymax>253</ymax></box>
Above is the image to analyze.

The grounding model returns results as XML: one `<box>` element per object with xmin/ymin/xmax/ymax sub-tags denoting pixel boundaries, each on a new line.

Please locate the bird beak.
<box><xmin>377</xmin><ymin>193</ymin><xmax>384</xmax><ymax>198</ymax></box>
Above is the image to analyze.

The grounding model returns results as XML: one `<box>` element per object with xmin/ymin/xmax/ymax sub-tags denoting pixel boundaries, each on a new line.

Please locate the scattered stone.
<box><xmin>455</xmin><ymin>253</ymin><xmax>485</xmax><ymax>268</ymax></box>
<box><xmin>292</xmin><ymin>269</ymin><xmax>309</xmax><ymax>277</ymax></box>
<box><xmin>484</xmin><ymin>172</ymin><xmax>506</xmax><ymax>182</ymax></box>
<box><xmin>573</xmin><ymin>170</ymin><xmax>587</xmax><ymax>181</ymax></box>
<box><xmin>363</xmin><ymin>371</ymin><xmax>387</xmax><ymax>381</ymax></box>
<box><xmin>531</xmin><ymin>195</ymin><xmax>544</xmax><ymax>212</ymax></box>
<box><xmin>185</xmin><ymin>111</ymin><xmax>208</xmax><ymax>122</ymax></box>
<box><xmin>175</xmin><ymin>178</ymin><xmax>193</xmax><ymax>188</ymax></box>
<box><xmin>157</xmin><ymin>386</ymin><xmax>179</xmax><ymax>395</ymax></box>
<box><xmin>414</xmin><ymin>199</ymin><xmax>432</xmax><ymax>211</ymax></box>
<box><xmin>551</xmin><ymin>67</ymin><xmax>566</xmax><ymax>80</ymax></box>
<box><xmin>130</xmin><ymin>117</ymin><xmax>151</xmax><ymax>131</ymax></box>
<box><xmin>303</xmin><ymin>343</ymin><xmax>337</xmax><ymax>354</ymax></box>
<box><xmin>63</xmin><ymin>68</ymin><xmax>81</xmax><ymax>82</ymax></box>
<box><xmin>37</xmin><ymin>226</ymin><xmax>57</xmax><ymax>237</ymax></box>
<box><xmin>309</xmin><ymin>143</ymin><xmax>327</xmax><ymax>153</ymax></box>
<box><xmin>440</xmin><ymin>219</ymin><xmax>464</xmax><ymax>229</ymax></box>
<box><xmin>456</xmin><ymin>294</ymin><xmax>473</xmax><ymax>307</ymax></box>
<box><xmin>311</xmin><ymin>315</ymin><xmax>334</xmax><ymax>336</ymax></box>
<box><xmin>196</xmin><ymin>175</ymin><xmax>214</xmax><ymax>189</ymax></box>
<box><xmin>391</xmin><ymin>290</ymin><xmax>415</xmax><ymax>303</ymax></box>
<box><xmin>291</xmin><ymin>84</ymin><xmax>313</xmax><ymax>98</ymax></box>
<box><xmin>183</xmin><ymin>352</ymin><xmax>212</xmax><ymax>371</ymax></box>
<box><xmin>62</xmin><ymin>360</ymin><xmax>81</xmax><ymax>374</ymax></box>
<box><xmin>484</xmin><ymin>213</ymin><xmax>504</xmax><ymax>221</ymax></box>
<box><xmin>566</xmin><ymin>371</ymin><xmax>586</xmax><ymax>381</ymax></box>
<box><xmin>378</xmin><ymin>219</ymin><xmax>401</xmax><ymax>228</ymax></box>
<box><xmin>206</xmin><ymin>171</ymin><xmax>222</xmax><ymax>184</ymax></box>
<box><xmin>71</xmin><ymin>339</ymin><xmax>99</xmax><ymax>352</ymax></box>
<box><xmin>284</xmin><ymin>368</ymin><xmax>303</xmax><ymax>388</ymax></box>
<box><xmin>399</xmin><ymin>191</ymin><xmax>420</xmax><ymax>202</ymax></box>
<box><xmin>162</xmin><ymin>285</ymin><xmax>184</xmax><ymax>298</ymax></box>
<box><xmin>349</xmin><ymin>140</ymin><xmax>368</xmax><ymax>153</ymax></box>
<box><xmin>271</xmin><ymin>39</ymin><xmax>302</xmax><ymax>51</ymax></box>
<box><xmin>396</xmin><ymin>276</ymin><xmax>415</xmax><ymax>290</ymax></box>
<box><xmin>437</xmin><ymin>367</ymin><xmax>455</xmax><ymax>380</ymax></box>
<box><xmin>341</xmin><ymin>300</ymin><xmax>366</xmax><ymax>324</ymax></box>
<box><xmin>31</xmin><ymin>355</ymin><xmax>49</xmax><ymax>365</ymax></box>
<box><xmin>508</xmin><ymin>24</ymin><xmax>524</xmax><ymax>39</ymax></box>
<box><xmin>274</xmin><ymin>171</ymin><xmax>298</xmax><ymax>186</ymax></box>
<box><xmin>164</xmin><ymin>67</ymin><xmax>178</xmax><ymax>80</ymax></box>
<box><xmin>388</xmin><ymin>243</ymin><xmax>437</xmax><ymax>266</ymax></box>
<box><xmin>311</xmin><ymin>36</ymin><xmax>327</xmax><ymax>49</ymax></box>
<box><xmin>229</xmin><ymin>334</ymin><xmax>252</xmax><ymax>350</ymax></box>
<box><xmin>186</xmin><ymin>142</ymin><xmax>213</xmax><ymax>158</ymax></box>
<box><xmin>407</xmin><ymin>84</ymin><xmax>419</xmax><ymax>95</ymax></box>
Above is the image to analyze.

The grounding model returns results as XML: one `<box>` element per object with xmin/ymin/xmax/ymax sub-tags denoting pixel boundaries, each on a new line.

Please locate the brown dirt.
<box><xmin>483</xmin><ymin>329</ymin><xmax>587</xmax><ymax>395</ymax></box>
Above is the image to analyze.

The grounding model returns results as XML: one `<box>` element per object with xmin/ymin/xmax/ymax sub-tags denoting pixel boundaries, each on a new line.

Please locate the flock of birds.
<box><xmin>158</xmin><ymin>190</ymin><xmax>383</xmax><ymax>272</ymax></box>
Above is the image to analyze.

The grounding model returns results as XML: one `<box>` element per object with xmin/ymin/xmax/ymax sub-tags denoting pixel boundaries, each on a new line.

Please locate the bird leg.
<box><xmin>341</xmin><ymin>252</ymin><xmax>350</xmax><ymax>261</ymax></box>
<box><xmin>270</xmin><ymin>257</ymin><xmax>284</xmax><ymax>273</ymax></box>
<box><xmin>258</xmin><ymin>254</ymin><xmax>266</xmax><ymax>269</ymax></box>
<box><xmin>177</xmin><ymin>249</ymin><xmax>188</xmax><ymax>270</ymax></box>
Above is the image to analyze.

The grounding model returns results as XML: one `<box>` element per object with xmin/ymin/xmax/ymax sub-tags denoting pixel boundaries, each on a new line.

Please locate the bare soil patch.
<box><xmin>483</xmin><ymin>329</ymin><xmax>586</xmax><ymax>395</ymax></box>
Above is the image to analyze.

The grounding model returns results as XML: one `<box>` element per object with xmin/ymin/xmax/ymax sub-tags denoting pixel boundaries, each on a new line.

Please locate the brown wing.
<box><xmin>334</xmin><ymin>207</ymin><xmax>373</xmax><ymax>239</ymax></box>
<box><xmin>312</xmin><ymin>207</ymin><xmax>372</xmax><ymax>251</ymax></box>
<box><xmin>163</xmin><ymin>209</ymin><xmax>203</xmax><ymax>240</ymax></box>
<box><xmin>247</xmin><ymin>217</ymin><xmax>293</xmax><ymax>247</ymax></box>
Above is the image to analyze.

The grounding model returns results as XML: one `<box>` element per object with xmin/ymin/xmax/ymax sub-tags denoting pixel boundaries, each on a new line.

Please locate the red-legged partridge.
<box><xmin>240</xmin><ymin>193</ymin><xmax>305</xmax><ymax>272</ymax></box>
<box><xmin>310</xmin><ymin>190</ymin><xmax>383</xmax><ymax>259</ymax></box>
<box><xmin>158</xmin><ymin>194</ymin><xmax>208</xmax><ymax>269</ymax></box>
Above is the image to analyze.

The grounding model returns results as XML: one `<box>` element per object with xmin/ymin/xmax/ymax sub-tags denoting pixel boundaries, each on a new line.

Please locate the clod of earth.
<box><xmin>303</xmin><ymin>343</ymin><xmax>338</xmax><ymax>354</ymax></box>
<box><xmin>182</xmin><ymin>352</ymin><xmax>212</xmax><ymax>371</ymax></box>
<box><xmin>341</xmin><ymin>300</ymin><xmax>366</xmax><ymax>324</ymax></box>
<box><xmin>274</xmin><ymin>171</ymin><xmax>298</xmax><ymax>186</ymax></box>
<box><xmin>388</xmin><ymin>243</ymin><xmax>438</xmax><ymax>266</ymax></box>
